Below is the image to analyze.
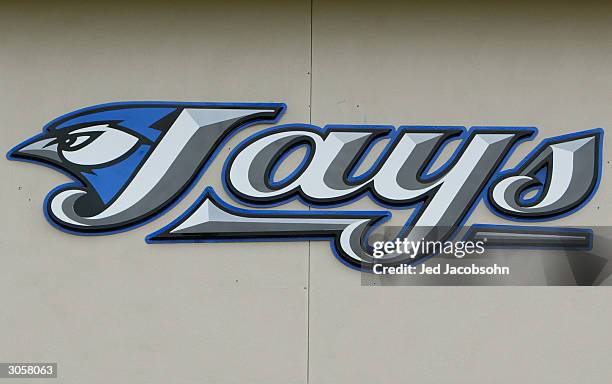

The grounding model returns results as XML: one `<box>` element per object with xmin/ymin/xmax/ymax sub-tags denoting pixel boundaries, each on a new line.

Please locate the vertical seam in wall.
<box><xmin>307</xmin><ymin>1</ymin><xmax>313</xmax><ymax>383</ymax></box>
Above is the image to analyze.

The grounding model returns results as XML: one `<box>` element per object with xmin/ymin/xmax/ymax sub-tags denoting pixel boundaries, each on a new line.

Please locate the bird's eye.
<box><xmin>59</xmin><ymin>125</ymin><xmax>140</xmax><ymax>166</ymax></box>
<box><xmin>60</xmin><ymin>132</ymin><xmax>102</xmax><ymax>151</ymax></box>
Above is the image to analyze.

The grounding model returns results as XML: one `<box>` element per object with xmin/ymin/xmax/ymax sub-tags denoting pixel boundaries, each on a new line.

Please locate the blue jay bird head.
<box><xmin>7</xmin><ymin>102</ymin><xmax>285</xmax><ymax>234</ymax></box>
<box><xmin>8</xmin><ymin>105</ymin><xmax>178</xmax><ymax>214</ymax></box>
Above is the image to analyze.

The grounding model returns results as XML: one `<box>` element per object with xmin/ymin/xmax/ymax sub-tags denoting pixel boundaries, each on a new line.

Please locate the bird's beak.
<box><xmin>8</xmin><ymin>135</ymin><xmax>62</xmax><ymax>164</ymax></box>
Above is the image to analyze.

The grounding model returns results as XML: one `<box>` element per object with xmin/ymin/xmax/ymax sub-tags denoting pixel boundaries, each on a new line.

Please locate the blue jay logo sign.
<box><xmin>7</xmin><ymin>102</ymin><xmax>603</xmax><ymax>272</ymax></box>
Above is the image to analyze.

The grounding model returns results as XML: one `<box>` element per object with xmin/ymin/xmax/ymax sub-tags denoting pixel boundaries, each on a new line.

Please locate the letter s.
<box><xmin>488</xmin><ymin>129</ymin><xmax>602</xmax><ymax>219</ymax></box>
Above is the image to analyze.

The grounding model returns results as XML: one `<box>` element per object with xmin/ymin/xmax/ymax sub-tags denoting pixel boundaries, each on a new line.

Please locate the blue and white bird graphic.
<box><xmin>7</xmin><ymin>102</ymin><xmax>284</xmax><ymax>234</ymax></box>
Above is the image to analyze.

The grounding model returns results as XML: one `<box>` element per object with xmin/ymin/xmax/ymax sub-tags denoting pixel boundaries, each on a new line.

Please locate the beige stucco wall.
<box><xmin>1</xmin><ymin>1</ymin><xmax>611</xmax><ymax>383</ymax></box>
